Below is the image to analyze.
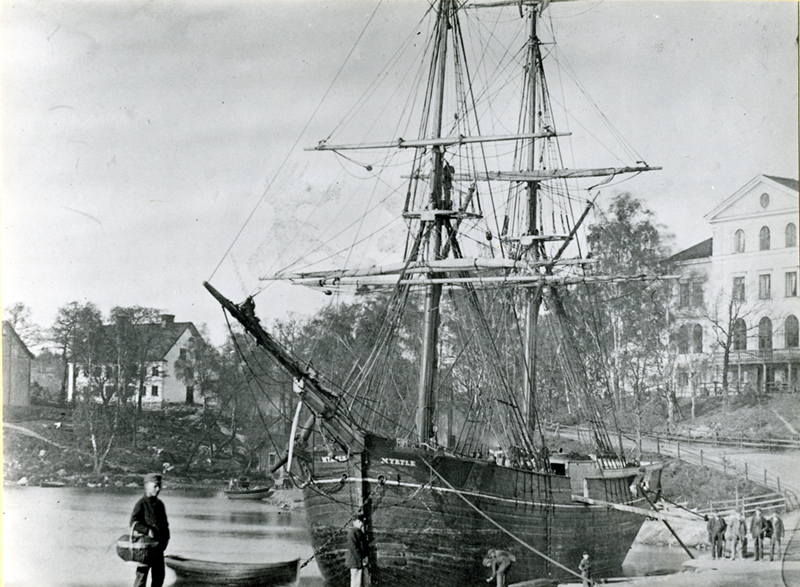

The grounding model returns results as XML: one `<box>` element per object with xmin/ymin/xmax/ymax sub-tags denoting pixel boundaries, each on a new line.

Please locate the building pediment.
<box><xmin>704</xmin><ymin>175</ymin><xmax>799</xmax><ymax>224</ymax></box>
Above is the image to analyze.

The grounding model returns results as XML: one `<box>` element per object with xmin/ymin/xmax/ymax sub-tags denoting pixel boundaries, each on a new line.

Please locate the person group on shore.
<box><xmin>710</xmin><ymin>507</ymin><xmax>783</xmax><ymax>563</ymax></box>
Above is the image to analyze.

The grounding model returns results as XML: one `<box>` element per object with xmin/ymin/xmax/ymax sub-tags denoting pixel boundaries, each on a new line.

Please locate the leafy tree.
<box><xmin>583</xmin><ymin>194</ymin><xmax>672</xmax><ymax>456</ymax></box>
<box><xmin>50</xmin><ymin>302</ymin><xmax>104</xmax><ymax>403</ymax></box>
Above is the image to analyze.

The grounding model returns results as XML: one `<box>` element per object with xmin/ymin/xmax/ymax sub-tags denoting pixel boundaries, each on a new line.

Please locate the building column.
<box><xmin>67</xmin><ymin>363</ymin><xmax>74</xmax><ymax>402</ymax></box>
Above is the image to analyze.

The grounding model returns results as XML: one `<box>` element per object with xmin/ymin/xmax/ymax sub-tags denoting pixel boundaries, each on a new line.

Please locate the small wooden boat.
<box><xmin>223</xmin><ymin>486</ymin><xmax>275</xmax><ymax>500</ymax></box>
<box><xmin>165</xmin><ymin>555</ymin><xmax>299</xmax><ymax>587</ymax></box>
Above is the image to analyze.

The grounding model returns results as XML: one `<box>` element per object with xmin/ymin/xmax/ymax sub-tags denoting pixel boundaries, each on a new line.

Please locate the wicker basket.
<box><xmin>116</xmin><ymin>526</ymin><xmax>159</xmax><ymax>566</ymax></box>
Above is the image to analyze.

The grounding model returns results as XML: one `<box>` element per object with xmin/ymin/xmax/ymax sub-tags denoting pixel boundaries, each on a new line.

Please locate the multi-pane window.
<box><xmin>758</xmin><ymin>317</ymin><xmax>772</xmax><ymax>351</ymax></box>
<box><xmin>675</xmin><ymin>325</ymin><xmax>689</xmax><ymax>354</ymax></box>
<box><xmin>734</xmin><ymin>229</ymin><xmax>746</xmax><ymax>253</ymax></box>
<box><xmin>151</xmin><ymin>385</ymin><xmax>159</xmax><ymax>397</ymax></box>
<box><xmin>787</xmin><ymin>223</ymin><xmax>797</xmax><ymax>247</ymax></box>
<box><xmin>679</xmin><ymin>282</ymin><xmax>704</xmax><ymax>307</ymax></box>
<box><xmin>679</xmin><ymin>283</ymin><xmax>691</xmax><ymax>307</ymax></box>
<box><xmin>759</xmin><ymin>274</ymin><xmax>771</xmax><ymax>299</ymax></box>
<box><xmin>691</xmin><ymin>282</ymin><xmax>704</xmax><ymax>307</ymax></box>
<box><xmin>759</xmin><ymin>226</ymin><xmax>771</xmax><ymax>250</ymax></box>
<box><xmin>732</xmin><ymin>319</ymin><xmax>747</xmax><ymax>350</ymax></box>
<box><xmin>786</xmin><ymin>316</ymin><xmax>799</xmax><ymax>348</ymax></box>
<box><xmin>692</xmin><ymin>324</ymin><xmax>703</xmax><ymax>354</ymax></box>
<box><xmin>151</xmin><ymin>366</ymin><xmax>159</xmax><ymax>376</ymax></box>
<box><xmin>733</xmin><ymin>276</ymin><xmax>746</xmax><ymax>301</ymax></box>
<box><xmin>787</xmin><ymin>272</ymin><xmax>798</xmax><ymax>297</ymax></box>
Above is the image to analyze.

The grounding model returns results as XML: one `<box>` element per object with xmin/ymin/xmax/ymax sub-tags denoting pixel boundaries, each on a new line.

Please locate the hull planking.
<box><xmin>300</xmin><ymin>435</ymin><xmax>661</xmax><ymax>587</ymax></box>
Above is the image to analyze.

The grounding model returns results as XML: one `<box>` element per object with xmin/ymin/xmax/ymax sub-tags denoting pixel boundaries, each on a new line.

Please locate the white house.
<box><xmin>68</xmin><ymin>314</ymin><xmax>205</xmax><ymax>407</ymax></box>
<box><xmin>669</xmin><ymin>175</ymin><xmax>799</xmax><ymax>396</ymax></box>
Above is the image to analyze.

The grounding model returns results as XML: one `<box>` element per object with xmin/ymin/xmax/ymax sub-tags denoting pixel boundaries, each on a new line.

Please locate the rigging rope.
<box><xmin>208</xmin><ymin>0</ymin><xmax>386</xmax><ymax>284</ymax></box>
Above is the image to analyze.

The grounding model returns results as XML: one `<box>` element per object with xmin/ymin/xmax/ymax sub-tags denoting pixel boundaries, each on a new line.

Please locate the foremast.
<box><xmin>416</xmin><ymin>0</ymin><xmax>451</xmax><ymax>444</ymax></box>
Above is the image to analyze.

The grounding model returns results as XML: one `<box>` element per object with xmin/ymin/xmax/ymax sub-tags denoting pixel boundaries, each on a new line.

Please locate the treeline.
<box><xmin>7</xmin><ymin>194</ymin><xmax>690</xmax><ymax>473</ymax></box>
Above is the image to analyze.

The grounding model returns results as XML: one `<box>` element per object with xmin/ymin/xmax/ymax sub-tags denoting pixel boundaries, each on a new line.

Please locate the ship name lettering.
<box><xmin>320</xmin><ymin>455</ymin><xmax>348</xmax><ymax>463</ymax></box>
<box><xmin>380</xmin><ymin>457</ymin><xmax>417</xmax><ymax>467</ymax></box>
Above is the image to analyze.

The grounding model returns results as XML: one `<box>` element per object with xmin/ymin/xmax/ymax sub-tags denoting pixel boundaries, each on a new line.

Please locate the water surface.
<box><xmin>2</xmin><ymin>486</ymin><xmax>322</xmax><ymax>587</ymax></box>
<box><xmin>3</xmin><ymin>485</ymin><xmax>693</xmax><ymax>586</ymax></box>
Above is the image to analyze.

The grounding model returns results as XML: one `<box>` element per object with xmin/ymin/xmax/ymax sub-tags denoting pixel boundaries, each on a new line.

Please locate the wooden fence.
<box><xmin>698</xmin><ymin>491</ymin><xmax>789</xmax><ymax>516</ymax></box>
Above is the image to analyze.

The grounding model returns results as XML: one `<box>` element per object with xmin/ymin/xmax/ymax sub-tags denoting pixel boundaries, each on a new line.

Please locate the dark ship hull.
<box><xmin>302</xmin><ymin>435</ymin><xmax>662</xmax><ymax>587</ymax></box>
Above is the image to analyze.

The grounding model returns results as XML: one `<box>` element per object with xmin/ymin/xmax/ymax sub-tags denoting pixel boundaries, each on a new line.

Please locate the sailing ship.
<box><xmin>206</xmin><ymin>0</ymin><xmax>667</xmax><ymax>584</ymax></box>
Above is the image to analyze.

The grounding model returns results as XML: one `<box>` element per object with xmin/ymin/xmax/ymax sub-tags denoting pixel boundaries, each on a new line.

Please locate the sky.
<box><xmin>1</xmin><ymin>0</ymin><xmax>797</xmax><ymax>347</ymax></box>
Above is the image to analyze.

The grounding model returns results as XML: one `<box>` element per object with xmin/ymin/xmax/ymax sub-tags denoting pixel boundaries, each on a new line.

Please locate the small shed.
<box><xmin>3</xmin><ymin>321</ymin><xmax>35</xmax><ymax>406</ymax></box>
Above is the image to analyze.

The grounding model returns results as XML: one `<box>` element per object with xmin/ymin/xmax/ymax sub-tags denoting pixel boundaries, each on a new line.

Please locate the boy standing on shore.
<box><xmin>130</xmin><ymin>473</ymin><xmax>170</xmax><ymax>587</ymax></box>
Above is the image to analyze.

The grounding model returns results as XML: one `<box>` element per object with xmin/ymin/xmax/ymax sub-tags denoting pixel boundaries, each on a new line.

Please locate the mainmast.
<box><xmin>522</xmin><ymin>6</ymin><xmax>542</xmax><ymax>434</ymax></box>
<box><xmin>416</xmin><ymin>0</ymin><xmax>451</xmax><ymax>443</ymax></box>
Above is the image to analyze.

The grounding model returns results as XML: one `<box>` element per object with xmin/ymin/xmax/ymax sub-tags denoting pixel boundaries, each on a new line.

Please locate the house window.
<box><xmin>733</xmin><ymin>319</ymin><xmax>747</xmax><ymax>351</ymax></box>
<box><xmin>676</xmin><ymin>324</ymin><xmax>689</xmax><ymax>355</ymax></box>
<box><xmin>692</xmin><ymin>324</ymin><xmax>703</xmax><ymax>354</ymax></box>
<box><xmin>760</xmin><ymin>192</ymin><xmax>770</xmax><ymax>208</ymax></box>
<box><xmin>733</xmin><ymin>276</ymin><xmax>746</xmax><ymax>301</ymax></box>
<box><xmin>786</xmin><ymin>272</ymin><xmax>798</xmax><ymax>297</ymax></box>
<box><xmin>151</xmin><ymin>385</ymin><xmax>159</xmax><ymax>397</ymax></box>
<box><xmin>691</xmin><ymin>282</ymin><xmax>704</xmax><ymax>307</ymax></box>
<box><xmin>179</xmin><ymin>348</ymin><xmax>188</xmax><ymax>360</ymax></box>
<box><xmin>759</xmin><ymin>226</ymin><xmax>771</xmax><ymax>250</ymax></box>
<box><xmin>152</xmin><ymin>366</ymin><xmax>159</xmax><ymax>376</ymax></box>
<box><xmin>759</xmin><ymin>274</ymin><xmax>771</xmax><ymax>300</ymax></box>
<box><xmin>787</xmin><ymin>223</ymin><xmax>797</xmax><ymax>248</ymax></box>
<box><xmin>679</xmin><ymin>283</ymin><xmax>691</xmax><ymax>307</ymax></box>
<box><xmin>186</xmin><ymin>386</ymin><xmax>194</xmax><ymax>404</ymax></box>
<box><xmin>758</xmin><ymin>317</ymin><xmax>772</xmax><ymax>351</ymax></box>
<box><xmin>677</xmin><ymin>372</ymin><xmax>689</xmax><ymax>387</ymax></box>
<box><xmin>785</xmin><ymin>316</ymin><xmax>799</xmax><ymax>348</ymax></box>
<box><xmin>734</xmin><ymin>229</ymin><xmax>745</xmax><ymax>253</ymax></box>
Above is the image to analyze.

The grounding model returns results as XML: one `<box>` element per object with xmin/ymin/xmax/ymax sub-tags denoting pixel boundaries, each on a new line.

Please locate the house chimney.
<box><xmin>161</xmin><ymin>314</ymin><xmax>175</xmax><ymax>327</ymax></box>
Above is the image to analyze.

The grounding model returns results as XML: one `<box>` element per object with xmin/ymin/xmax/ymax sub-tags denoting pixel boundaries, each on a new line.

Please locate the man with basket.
<box><xmin>129</xmin><ymin>473</ymin><xmax>170</xmax><ymax>587</ymax></box>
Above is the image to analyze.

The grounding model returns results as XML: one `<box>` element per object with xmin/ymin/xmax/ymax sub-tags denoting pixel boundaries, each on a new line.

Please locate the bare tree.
<box><xmin>704</xmin><ymin>291</ymin><xmax>766</xmax><ymax>405</ymax></box>
<box><xmin>4</xmin><ymin>302</ymin><xmax>43</xmax><ymax>348</ymax></box>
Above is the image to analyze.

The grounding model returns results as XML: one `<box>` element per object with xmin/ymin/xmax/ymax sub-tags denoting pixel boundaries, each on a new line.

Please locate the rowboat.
<box><xmin>223</xmin><ymin>486</ymin><xmax>275</xmax><ymax>500</ymax></box>
<box><xmin>164</xmin><ymin>555</ymin><xmax>299</xmax><ymax>587</ymax></box>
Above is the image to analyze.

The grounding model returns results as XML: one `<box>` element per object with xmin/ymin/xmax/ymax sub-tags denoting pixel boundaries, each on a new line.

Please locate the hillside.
<box><xmin>3</xmin><ymin>394</ymin><xmax>796</xmax><ymax>509</ymax></box>
<box><xmin>3</xmin><ymin>404</ymin><xmax>278</xmax><ymax>488</ymax></box>
<box><xmin>664</xmin><ymin>393</ymin><xmax>799</xmax><ymax>440</ymax></box>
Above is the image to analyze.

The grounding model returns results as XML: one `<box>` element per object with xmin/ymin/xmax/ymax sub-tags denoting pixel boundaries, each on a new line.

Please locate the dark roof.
<box><xmin>97</xmin><ymin>319</ymin><xmax>200</xmax><ymax>362</ymax></box>
<box><xmin>764</xmin><ymin>175</ymin><xmax>799</xmax><ymax>192</ymax></box>
<box><xmin>668</xmin><ymin>238</ymin><xmax>713</xmax><ymax>263</ymax></box>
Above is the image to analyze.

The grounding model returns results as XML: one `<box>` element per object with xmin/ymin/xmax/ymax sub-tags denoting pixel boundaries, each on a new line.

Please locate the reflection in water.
<box><xmin>623</xmin><ymin>543</ymin><xmax>695</xmax><ymax>576</ymax></box>
<box><xmin>2</xmin><ymin>487</ymin><xmax>319</xmax><ymax>587</ymax></box>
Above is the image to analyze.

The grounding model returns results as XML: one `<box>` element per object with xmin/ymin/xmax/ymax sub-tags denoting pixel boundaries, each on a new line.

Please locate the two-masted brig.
<box><xmin>207</xmin><ymin>0</ymin><xmax>667</xmax><ymax>584</ymax></box>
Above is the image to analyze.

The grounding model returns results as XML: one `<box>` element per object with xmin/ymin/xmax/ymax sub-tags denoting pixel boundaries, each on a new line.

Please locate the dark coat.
<box><xmin>130</xmin><ymin>495</ymin><xmax>170</xmax><ymax>549</ymax></box>
<box><xmin>750</xmin><ymin>513</ymin><xmax>766</xmax><ymax>538</ymax></box>
<box><xmin>345</xmin><ymin>526</ymin><xmax>368</xmax><ymax>568</ymax></box>
<box><xmin>771</xmin><ymin>516</ymin><xmax>785</xmax><ymax>541</ymax></box>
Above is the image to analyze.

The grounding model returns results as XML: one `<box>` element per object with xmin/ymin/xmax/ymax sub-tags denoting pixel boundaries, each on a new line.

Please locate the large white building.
<box><xmin>669</xmin><ymin>174</ymin><xmax>799</xmax><ymax>396</ymax></box>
